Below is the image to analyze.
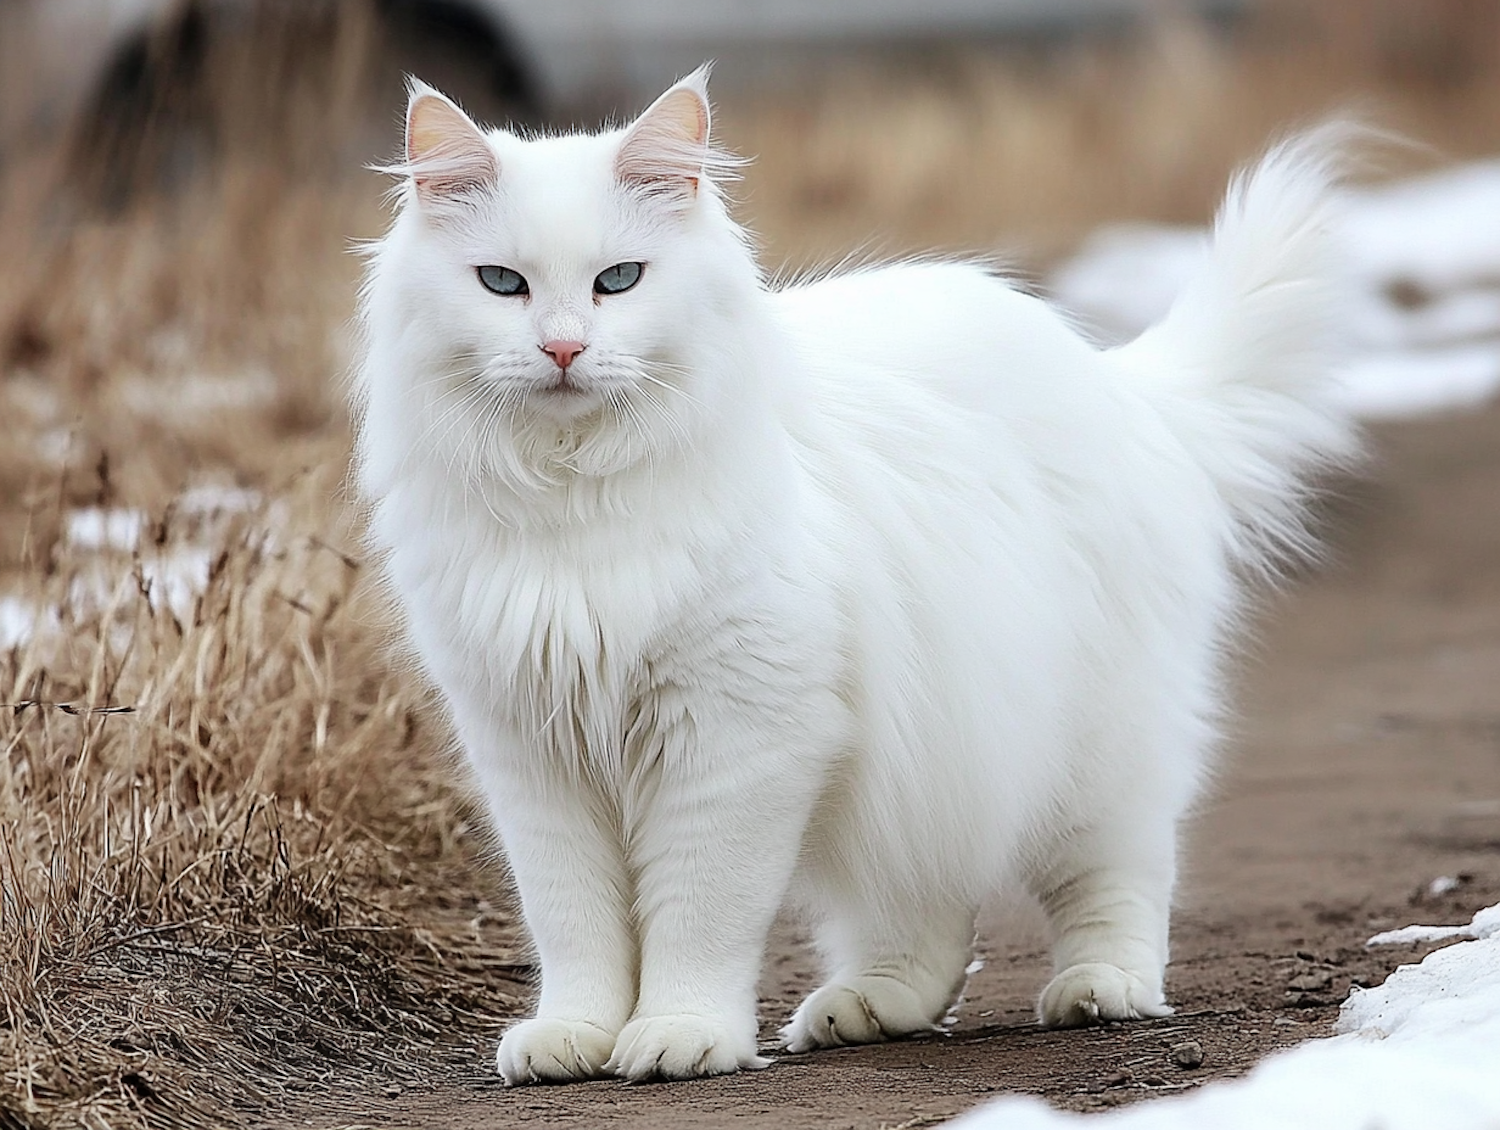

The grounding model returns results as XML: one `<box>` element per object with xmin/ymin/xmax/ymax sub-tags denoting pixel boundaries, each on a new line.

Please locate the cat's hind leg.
<box><xmin>781</xmin><ymin>896</ymin><xmax>977</xmax><ymax>1052</ymax></box>
<box><xmin>1026</xmin><ymin>812</ymin><xmax>1177</xmax><ymax>1028</ymax></box>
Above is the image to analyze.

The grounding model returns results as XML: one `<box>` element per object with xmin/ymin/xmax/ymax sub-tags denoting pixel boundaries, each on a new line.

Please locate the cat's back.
<box><xmin>768</xmin><ymin>261</ymin><xmax>1102</xmax><ymax>416</ymax></box>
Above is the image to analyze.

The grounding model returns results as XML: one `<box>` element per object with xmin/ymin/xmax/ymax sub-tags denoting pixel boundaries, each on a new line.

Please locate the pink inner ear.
<box><xmin>407</xmin><ymin>93</ymin><xmax>497</xmax><ymax>198</ymax></box>
<box><xmin>616</xmin><ymin>86</ymin><xmax>710</xmax><ymax>193</ymax></box>
<box><xmin>648</xmin><ymin>87</ymin><xmax>709</xmax><ymax>148</ymax></box>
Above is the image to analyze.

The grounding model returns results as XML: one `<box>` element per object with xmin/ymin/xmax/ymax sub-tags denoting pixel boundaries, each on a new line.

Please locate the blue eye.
<box><xmin>477</xmin><ymin>266</ymin><xmax>529</xmax><ymax>296</ymax></box>
<box><xmin>594</xmin><ymin>262</ymin><xmax>643</xmax><ymax>296</ymax></box>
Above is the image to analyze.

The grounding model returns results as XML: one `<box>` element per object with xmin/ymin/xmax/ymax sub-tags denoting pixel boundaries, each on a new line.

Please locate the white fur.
<box><xmin>353</xmin><ymin>70</ymin><xmax>1355</xmax><ymax>1084</ymax></box>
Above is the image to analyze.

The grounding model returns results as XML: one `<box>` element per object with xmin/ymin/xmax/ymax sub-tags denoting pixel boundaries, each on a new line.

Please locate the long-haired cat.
<box><xmin>354</xmin><ymin>68</ymin><xmax>1355</xmax><ymax>1083</ymax></box>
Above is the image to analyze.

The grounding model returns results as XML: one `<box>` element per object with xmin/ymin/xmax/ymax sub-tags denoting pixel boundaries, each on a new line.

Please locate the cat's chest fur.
<box><xmin>378</xmin><ymin>472</ymin><xmax>762</xmax><ymax>773</ymax></box>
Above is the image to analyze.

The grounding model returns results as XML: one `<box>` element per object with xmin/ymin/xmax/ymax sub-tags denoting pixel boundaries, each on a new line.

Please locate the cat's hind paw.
<box><xmin>605</xmin><ymin>1014</ymin><xmax>767</xmax><ymax>1081</ymax></box>
<box><xmin>496</xmin><ymin>1018</ymin><xmax>617</xmax><ymax>1085</ymax></box>
<box><xmin>781</xmin><ymin>975</ymin><xmax>942</xmax><ymax>1052</ymax></box>
<box><xmin>1037</xmin><ymin>962</ymin><xmax>1173</xmax><ymax>1028</ymax></box>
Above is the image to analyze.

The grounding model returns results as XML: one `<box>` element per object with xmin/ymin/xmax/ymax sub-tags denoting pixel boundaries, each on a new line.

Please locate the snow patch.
<box><xmin>8</xmin><ymin>484</ymin><xmax>274</xmax><ymax>648</ymax></box>
<box><xmin>948</xmin><ymin>903</ymin><xmax>1500</xmax><ymax>1130</ymax></box>
<box><xmin>1333</xmin><ymin>345</ymin><xmax>1500</xmax><ymax>420</ymax></box>
<box><xmin>66</xmin><ymin>507</ymin><xmax>147</xmax><ymax>551</ymax></box>
<box><xmin>0</xmin><ymin>597</ymin><xmax>37</xmax><ymax>650</ymax></box>
<box><xmin>140</xmin><ymin>547</ymin><xmax>215</xmax><ymax>621</ymax></box>
<box><xmin>1340</xmin><ymin>160</ymin><xmax>1500</xmax><ymax>295</ymax></box>
<box><xmin>1365</xmin><ymin>903</ymin><xmax>1500</xmax><ymax>947</ymax></box>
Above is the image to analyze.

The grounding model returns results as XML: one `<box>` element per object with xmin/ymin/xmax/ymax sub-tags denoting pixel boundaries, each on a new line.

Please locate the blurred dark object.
<box><xmin>67</xmin><ymin>0</ymin><xmax>536</xmax><ymax>211</ymax></box>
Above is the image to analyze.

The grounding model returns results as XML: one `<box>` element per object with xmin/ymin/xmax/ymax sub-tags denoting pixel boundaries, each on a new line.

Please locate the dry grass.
<box><xmin>0</xmin><ymin>458</ymin><xmax>532</xmax><ymax>1128</ymax></box>
<box><xmin>2</xmin><ymin>1</ymin><xmax>1499</xmax><ymax>1125</ymax></box>
<box><xmin>729</xmin><ymin>2</ymin><xmax>1500</xmax><ymax>266</ymax></box>
<box><xmin>1</xmin><ymin>12</ymin><xmax>533</xmax><ymax>1124</ymax></box>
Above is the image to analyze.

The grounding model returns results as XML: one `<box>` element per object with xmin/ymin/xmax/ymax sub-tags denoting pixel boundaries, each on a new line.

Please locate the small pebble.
<box><xmin>1170</xmin><ymin>1040</ymin><xmax>1205</xmax><ymax>1069</ymax></box>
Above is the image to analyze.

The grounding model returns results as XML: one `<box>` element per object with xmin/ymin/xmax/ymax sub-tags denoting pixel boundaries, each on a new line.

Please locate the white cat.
<box><xmin>353</xmin><ymin>67</ymin><xmax>1355</xmax><ymax>1084</ymax></box>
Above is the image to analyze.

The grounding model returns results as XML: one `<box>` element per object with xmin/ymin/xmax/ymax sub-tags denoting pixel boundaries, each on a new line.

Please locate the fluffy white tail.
<box><xmin>1114</xmin><ymin>127</ymin><xmax>1360</xmax><ymax>572</ymax></box>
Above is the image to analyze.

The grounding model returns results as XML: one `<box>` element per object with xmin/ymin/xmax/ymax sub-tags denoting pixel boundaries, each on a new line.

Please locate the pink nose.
<box><xmin>541</xmin><ymin>340</ymin><xmax>586</xmax><ymax>369</ymax></box>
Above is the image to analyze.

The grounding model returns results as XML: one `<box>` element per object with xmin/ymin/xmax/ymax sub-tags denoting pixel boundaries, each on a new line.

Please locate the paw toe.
<box><xmin>496</xmin><ymin>1018</ymin><xmax>617</xmax><ymax>1085</ymax></box>
<box><xmin>1038</xmin><ymin>962</ymin><xmax>1172</xmax><ymax>1028</ymax></box>
<box><xmin>782</xmin><ymin>976</ymin><xmax>940</xmax><ymax>1052</ymax></box>
<box><xmin>606</xmin><ymin>1014</ymin><xmax>763</xmax><ymax>1081</ymax></box>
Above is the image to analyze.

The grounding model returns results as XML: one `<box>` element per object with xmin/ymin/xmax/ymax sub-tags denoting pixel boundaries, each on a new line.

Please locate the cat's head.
<box><xmin>373</xmin><ymin>67</ymin><xmax>756</xmax><ymax>487</ymax></box>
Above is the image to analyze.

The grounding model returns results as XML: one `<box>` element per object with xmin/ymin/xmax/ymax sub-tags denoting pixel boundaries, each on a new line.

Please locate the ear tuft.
<box><xmin>615</xmin><ymin>65</ymin><xmax>714</xmax><ymax>200</ymax></box>
<box><xmin>405</xmin><ymin>81</ymin><xmax>497</xmax><ymax>203</ymax></box>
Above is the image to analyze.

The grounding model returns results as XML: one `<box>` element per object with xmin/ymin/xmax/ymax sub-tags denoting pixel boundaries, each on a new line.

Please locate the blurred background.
<box><xmin>3</xmin><ymin>2</ymin><xmax>1500</xmax><ymax>1126</ymax></box>
<box><xmin>2</xmin><ymin>0</ymin><xmax>1498</xmax><ymax>523</ymax></box>
<box><xmin>3</xmin><ymin>0</ymin><xmax>1500</xmax><ymax>414</ymax></box>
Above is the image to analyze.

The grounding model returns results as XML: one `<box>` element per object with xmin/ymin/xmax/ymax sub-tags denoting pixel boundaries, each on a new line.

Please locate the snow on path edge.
<box><xmin>947</xmin><ymin>903</ymin><xmax>1500</xmax><ymax>1130</ymax></box>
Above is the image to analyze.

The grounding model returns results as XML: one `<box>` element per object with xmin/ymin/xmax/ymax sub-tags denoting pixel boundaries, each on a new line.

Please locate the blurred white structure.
<box><xmin>474</xmin><ymin>0</ymin><xmax>1239</xmax><ymax>103</ymax></box>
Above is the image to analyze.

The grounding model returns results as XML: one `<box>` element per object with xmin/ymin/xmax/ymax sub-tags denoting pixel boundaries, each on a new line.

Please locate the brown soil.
<box><xmin>256</xmin><ymin>406</ymin><xmax>1500</xmax><ymax>1130</ymax></box>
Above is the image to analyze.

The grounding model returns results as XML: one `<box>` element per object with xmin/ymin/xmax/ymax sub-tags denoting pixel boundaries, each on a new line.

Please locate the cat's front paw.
<box><xmin>496</xmin><ymin>1018</ymin><xmax>617</xmax><ymax>1085</ymax></box>
<box><xmin>1037</xmin><ymin>962</ymin><xmax>1173</xmax><ymax>1028</ymax></box>
<box><xmin>605</xmin><ymin>1014</ymin><xmax>767</xmax><ymax>1081</ymax></box>
<box><xmin>781</xmin><ymin>975</ymin><xmax>941</xmax><ymax>1052</ymax></box>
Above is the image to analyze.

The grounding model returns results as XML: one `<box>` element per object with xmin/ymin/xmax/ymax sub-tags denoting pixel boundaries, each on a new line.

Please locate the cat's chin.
<box><xmin>524</xmin><ymin>384</ymin><xmax>604</xmax><ymax>420</ymax></box>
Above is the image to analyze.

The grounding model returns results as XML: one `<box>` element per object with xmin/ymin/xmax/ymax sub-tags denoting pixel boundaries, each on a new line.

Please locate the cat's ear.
<box><xmin>615</xmin><ymin>65</ymin><xmax>712</xmax><ymax>201</ymax></box>
<box><xmin>404</xmin><ymin>80</ymin><xmax>498</xmax><ymax>204</ymax></box>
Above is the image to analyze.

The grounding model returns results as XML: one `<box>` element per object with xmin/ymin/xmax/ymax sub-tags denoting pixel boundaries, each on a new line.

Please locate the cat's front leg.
<box><xmin>467</xmin><ymin>744</ymin><xmax>638</xmax><ymax>1085</ymax></box>
<box><xmin>604</xmin><ymin>693</ymin><xmax>830</xmax><ymax>1082</ymax></box>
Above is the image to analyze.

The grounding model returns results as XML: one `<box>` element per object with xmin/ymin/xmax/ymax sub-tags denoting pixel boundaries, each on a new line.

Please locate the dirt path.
<box><xmin>271</xmin><ymin>405</ymin><xmax>1500</xmax><ymax>1129</ymax></box>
